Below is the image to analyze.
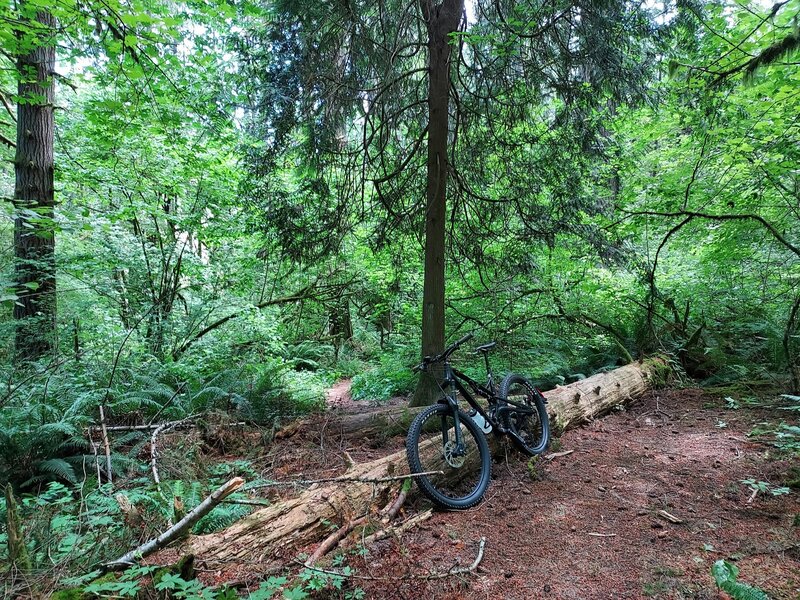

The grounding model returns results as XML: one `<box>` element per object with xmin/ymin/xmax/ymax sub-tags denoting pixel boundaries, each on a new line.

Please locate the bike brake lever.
<box><xmin>412</xmin><ymin>358</ymin><xmax>431</xmax><ymax>373</ymax></box>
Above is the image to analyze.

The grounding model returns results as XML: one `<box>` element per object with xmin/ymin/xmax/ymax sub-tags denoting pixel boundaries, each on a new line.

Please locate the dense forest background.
<box><xmin>1</xmin><ymin>0</ymin><xmax>799</xmax><ymax>594</ymax></box>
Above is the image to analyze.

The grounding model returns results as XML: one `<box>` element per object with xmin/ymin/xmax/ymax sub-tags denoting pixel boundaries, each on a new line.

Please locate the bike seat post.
<box><xmin>482</xmin><ymin>351</ymin><xmax>494</xmax><ymax>392</ymax></box>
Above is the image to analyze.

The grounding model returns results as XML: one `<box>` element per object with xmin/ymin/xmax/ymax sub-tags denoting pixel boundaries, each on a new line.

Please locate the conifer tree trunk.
<box><xmin>13</xmin><ymin>9</ymin><xmax>57</xmax><ymax>361</ymax></box>
<box><xmin>412</xmin><ymin>0</ymin><xmax>463</xmax><ymax>407</ymax></box>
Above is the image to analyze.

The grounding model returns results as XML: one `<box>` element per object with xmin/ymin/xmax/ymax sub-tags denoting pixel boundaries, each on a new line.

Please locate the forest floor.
<box><xmin>205</xmin><ymin>383</ymin><xmax>799</xmax><ymax>599</ymax></box>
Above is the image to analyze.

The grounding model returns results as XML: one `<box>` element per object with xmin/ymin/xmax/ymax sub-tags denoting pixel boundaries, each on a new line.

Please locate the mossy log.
<box><xmin>181</xmin><ymin>360</ymin><xmax>665</xmax><ymax>572</ymax></box>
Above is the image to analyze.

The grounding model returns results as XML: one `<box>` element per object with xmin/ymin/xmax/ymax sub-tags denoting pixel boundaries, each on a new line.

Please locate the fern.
<box><xmin>35</xmin><ymin>458</ymin><xmax>78</xmax><ymax>484</ymax></box>
<box><xmin>193</xmin><ymin>502</ymin><xmax>251</xmax><ymax>534</ymax></box>
<box><xmin>711</xmin><ymin>560</ymin><xmax>770</xmax><ymax>600</ymax></box>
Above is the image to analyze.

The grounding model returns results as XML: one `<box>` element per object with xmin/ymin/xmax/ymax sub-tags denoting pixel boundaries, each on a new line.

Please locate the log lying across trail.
<box><xmin>182</xmin><ymin>360</ymin><xmax>666</xmax><ymax>572</ymax></box>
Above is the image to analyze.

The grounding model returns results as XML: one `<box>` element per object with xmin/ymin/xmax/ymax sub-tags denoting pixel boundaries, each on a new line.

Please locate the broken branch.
<box><xmin>103</xmin><ymin>477</ymin><xmax>244</xmax><ymax>572</ymax></box>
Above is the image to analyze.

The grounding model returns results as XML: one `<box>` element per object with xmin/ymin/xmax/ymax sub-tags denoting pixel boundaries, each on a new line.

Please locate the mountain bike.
<box><xmin>406</xmin><ymin>333</ymin><xmax>550</xmax><ymax>510</ymax></box>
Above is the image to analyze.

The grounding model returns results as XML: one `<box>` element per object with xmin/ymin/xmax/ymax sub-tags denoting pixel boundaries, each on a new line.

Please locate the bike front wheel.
<box><xmin>406</xmin><ymin>403</ymin><xmax>491</xmax><ymax>510</ymax></box>
<box><xmin>499</xmin><ymin>374</ymin><xmax>550</xmax><ymax>456</ymax></box>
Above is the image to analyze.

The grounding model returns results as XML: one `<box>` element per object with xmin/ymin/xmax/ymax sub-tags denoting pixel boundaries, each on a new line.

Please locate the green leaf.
<box><xmin>282</xmin><ymin>586</ymin><xmax>309</xmax><ymax>600</ymax></box>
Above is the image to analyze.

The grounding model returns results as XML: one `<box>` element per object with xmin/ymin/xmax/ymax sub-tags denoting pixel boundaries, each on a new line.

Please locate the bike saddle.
<box><xmin>474</xmin><ymin>341</ymin><xmax>496</xmax><ymax>353</ymax></box>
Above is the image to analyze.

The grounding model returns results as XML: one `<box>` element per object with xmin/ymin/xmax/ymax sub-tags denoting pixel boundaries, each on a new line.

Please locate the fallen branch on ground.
<box><xmin>91</xmin><ymin>421</ymin><xmax>249</xmax><ymax>433</ymax></box>
<box><xmin>179</xmin><ymin>360</ymin><xmax>666</xmax><ymax>576</ymax></box>
<box><xmin>103</xmin><ymin>477</ymin><xmax>244</xmax><ymax>572</ymax></box>
<box><xmin>152</xmin><ymin>415</ymin><xmax>199</xmax><ymax>487</ymax></box>
<box><xmin>98</xmin><ymin>405</ymin><xmax>113</xmax><ymax>485</ymax></box>
<box><xmin>361</xmin><ymin>509</ymin><xmax>433</xmax><ymax>547</ymax></box>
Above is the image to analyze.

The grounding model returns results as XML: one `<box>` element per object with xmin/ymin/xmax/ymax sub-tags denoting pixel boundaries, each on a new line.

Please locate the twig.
<box><xmin>147</xmin><ymin>382</ymin><xmax>186</xmax><ymax>426</ymax></box>
<box><xmin>587</xmin><ymin>532</ymin><xmax>617</xmax><ymax>537</ymax></box>
<box><xmin>427</xmin><ymin>536</ymin><xmax>486</xmax><ymax>579</ymax></box>
<box><xmin>657</xmin><ymin>510</ymin><xmax>683</xmax><ymax>524</ymax></box>
<box><xmin>92</xmin><ymin>421</ymin><xmax>248</xmax><ymax>433</ymax></box>
<box><xmin>151</xmin><ymin>415</ymin><xmax>198</xmax><ymax>487</ymax></box>
<box><xmin>102</xmin><ymin>477</ymin><xmax>245</xmax><ymax>572</ymax></box>
<box><xmin>247</xmin><ymin>471</ymin><xmax>443</xmax><ymax>489</ymax></box>
<box><xmin>380</xmin><ymin>479</ymin><xmax>411</xmax><ymax>523</ymax></box>
<box><xmin>87</xmin><ymin>429</ymin><xmax>102</xmax><ymax>487</ymax></box>
<box><xmin>362</xmin><ymin>509</ymin><xmax>434</xmax><ymax>546</ymax></box>
<box><xmin>545</xmin><ymin>450</ymin><xmax>574</xmax><ymax>460</ymax></box>
<box><xmin>305</xmin><ymin>515</ymin><xmax>369</xmax><ymax>567</ymax></box>
<box><xmin>98</xmin><ymin>405</ymin><xmax>113</xmax><ymax>485</ymax></box>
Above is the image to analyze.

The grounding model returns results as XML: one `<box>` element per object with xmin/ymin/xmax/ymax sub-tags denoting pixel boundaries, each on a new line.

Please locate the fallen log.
<box><xmin>324</xmin><ymin>358</ymin><xmax>666</xmax><ymax>440</ymax></box>
<box><xmin>181</xmin><ymin>359</ymin><xmax>666</xmax><ymax>572</ymax></box>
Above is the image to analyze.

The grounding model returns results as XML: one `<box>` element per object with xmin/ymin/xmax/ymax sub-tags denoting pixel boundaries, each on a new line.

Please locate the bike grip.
<box><xmin>455</xmin><ymin>333</ymin><xmax>474</xmax><ymax>347</ymax></box>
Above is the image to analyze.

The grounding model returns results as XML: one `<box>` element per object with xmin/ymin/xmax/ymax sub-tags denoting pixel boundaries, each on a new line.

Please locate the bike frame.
<box><xmin>436</xmin><ymin>360</ymin><xmax>535</xmax><ymax>456</ymax></box>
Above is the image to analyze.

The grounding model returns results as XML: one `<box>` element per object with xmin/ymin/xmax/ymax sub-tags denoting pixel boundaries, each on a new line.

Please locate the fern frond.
<box><xmin>34</xmin><ymin>421</ymin><xmax>81</xmax><ymax>439</ymax></box>
<box><xmin>36</xmin><ymin>458</ymin><xmax>78</xmax><ymax>483</ymax></box>
<box><xmin>189</xmin><ymin>386</ymin><xmax>229</xmax><ymax>409</ymax></box>
<box><xmin>711</xmin><ymin>560</ymin><xmax>769</xmax><ymax>600</ymax></box>
<box><xmin>193</xmin><ymin>503</ymin><xmax>251</xmax><ymax>534</ymax></box>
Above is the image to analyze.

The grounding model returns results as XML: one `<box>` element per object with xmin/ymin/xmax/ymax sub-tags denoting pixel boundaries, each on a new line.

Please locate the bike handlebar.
<box><xmin>413</xmin><ymin>333</ymin><xmax>474</xmax><ymax>372</ymax></box>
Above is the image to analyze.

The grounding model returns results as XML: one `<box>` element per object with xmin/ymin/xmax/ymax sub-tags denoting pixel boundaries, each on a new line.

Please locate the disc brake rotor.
<box><xmin>442</xmin><ymin>440</ymin><xmax>465</xmax><ymax>468</ymax></box>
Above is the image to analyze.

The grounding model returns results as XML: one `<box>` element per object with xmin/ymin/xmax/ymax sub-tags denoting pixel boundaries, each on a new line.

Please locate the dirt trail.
<box><xmin>193</xmin><ymin>386</ymin><xmax>799</xmax><ymax>598</ymax></box>
<box><xmin>309</xmin><ymin>388</ymin><xmax>800</xmax><ymax>599</ymax></box>
<box><xmin>325</xmin><ymin>378</ymin><xmax>355</xmax><ymax>410</ymax></box>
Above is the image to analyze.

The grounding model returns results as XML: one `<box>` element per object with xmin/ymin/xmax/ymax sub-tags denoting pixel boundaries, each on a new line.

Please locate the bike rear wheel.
<box><xmin>406</xmin><ymin>403</ymin><xmax>491</xmax><ymax>510</ymax></box>
<box><xmin>499</xmin><ymin>374</ymin><xmax>550</xmax><ymax>456</ymax></box>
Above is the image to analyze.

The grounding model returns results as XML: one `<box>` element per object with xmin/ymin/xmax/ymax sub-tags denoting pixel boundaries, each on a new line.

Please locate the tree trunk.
<box><xmin>784</xmin><ymin>294</ymin><xmax>800</xmax><ymax>393</ymax></box>
<box><xmin>412</xmin><ymin>0</ymin><xmax>464</xmax><ymax>407</ymax></box>
<box><xmin>183</xmin><ymin>360</ymin><xmax>665</xmax><ymax>572</ymax></box>
<box><xmin>13</xmin><ymin>9</ymin><xmax>57</xmax><ymax>361</ymax></box>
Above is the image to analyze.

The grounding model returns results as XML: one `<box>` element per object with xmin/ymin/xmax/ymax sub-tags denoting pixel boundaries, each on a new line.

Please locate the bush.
<box><xmin>351</xmin><ymin>345</ymin><xmax>417</xmax><ymax>402</ymax></box>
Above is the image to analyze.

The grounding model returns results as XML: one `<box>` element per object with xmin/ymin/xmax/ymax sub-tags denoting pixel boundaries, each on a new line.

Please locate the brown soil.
<box><xmin>201</xmin><ymin>386</ymin><xmax>800</xmax><ymax>599</ymax></box>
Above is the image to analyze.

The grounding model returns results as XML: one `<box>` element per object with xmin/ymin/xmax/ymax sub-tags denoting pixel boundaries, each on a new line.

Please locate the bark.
<box><xmin>326</xmin><ymin>360</ymin><xmax>665</xmax><ymax>440</ymax></box>
<box><xmin>326</xmin><ymin>404</ymin><xmax>424</xmax><ymax>440</ymax></box>
<box><xmin>13</xmin><ymin>9</ymin><xmax>57</xmax><ymax>360</ymax></box>
<box><xmin>183</xmin><ymin>360</ymin><xmax>665</xmax><ymax>571</ymax></box>
<box><xmin>784</xmin><ymin>295</ymin><xmax>800</xmax><ymax>393</ymax></box>
<box><xmin>5</xmin><ymin>484</ymin><xmax>31</xmax><ymax>573</ymax></box>
<box><xmin>412</xmin><ymin>0</ymin><xmax>464</xmax><ymax>407</ymax></box>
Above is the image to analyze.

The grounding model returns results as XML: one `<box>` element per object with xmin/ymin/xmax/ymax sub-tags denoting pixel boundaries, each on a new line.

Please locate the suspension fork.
<box><xmin>439</xmin><ymin>394</ymin><xmax>467</xmax><ymax>455</ymax></box>
<box><xmin>438</xmin><ymin>363</ymin><xmax>466</xmax><ymax>455</ymax></box>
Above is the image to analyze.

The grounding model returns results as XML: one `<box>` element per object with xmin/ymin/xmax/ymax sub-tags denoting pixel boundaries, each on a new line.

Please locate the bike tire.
<box><xmin>406</xmin><ymin>403</ymin><xmax>491</xmax><ymax>510</ymax></box>
<box><xmin>499</xmin><ymin>374</ymin><xmax>550</xmax><ymax>456</ymax></box>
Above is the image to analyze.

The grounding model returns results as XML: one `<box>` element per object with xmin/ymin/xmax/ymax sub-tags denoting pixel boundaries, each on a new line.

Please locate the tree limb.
<box><xmin>173</xmin><ymin>286</ymin><xmax>316</xmax><ymax>359</ymax></box>
<box><xmin>625</xmin><ymin>209</ymin><xmax>800</xmax><ymax>258</ymax></box>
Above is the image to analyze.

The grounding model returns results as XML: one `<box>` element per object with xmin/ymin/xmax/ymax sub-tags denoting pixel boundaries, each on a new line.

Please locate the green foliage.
<box><xmin>351</xmin><ymin>345</ymin><xmax>418</xmax><ymax>402</ymax></box>
<box><xmin>740</xmin><ymin>479</ymin><xmax>791</xmax><ymax>497</ymax></box>
<box><xmin>0</xmin><ymin>482</ymin><xmax>133</xmax><ymax>574</ymax></box>
<box><xmin>74</xmin><ymin>564</ymin><xmax>362</xmax><ymax>600</ymax></box>
<box><xmin>711</xmin><ymin>560</ymin><xmax>770</xmax><ymax>600</ymax></box>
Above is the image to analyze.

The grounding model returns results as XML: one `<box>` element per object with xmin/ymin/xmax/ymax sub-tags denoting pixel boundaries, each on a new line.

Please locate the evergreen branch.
<box><xmin>712</xmin><ymin>28</ymin><xmax>800</xmax><ymax>85</ymax></box>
